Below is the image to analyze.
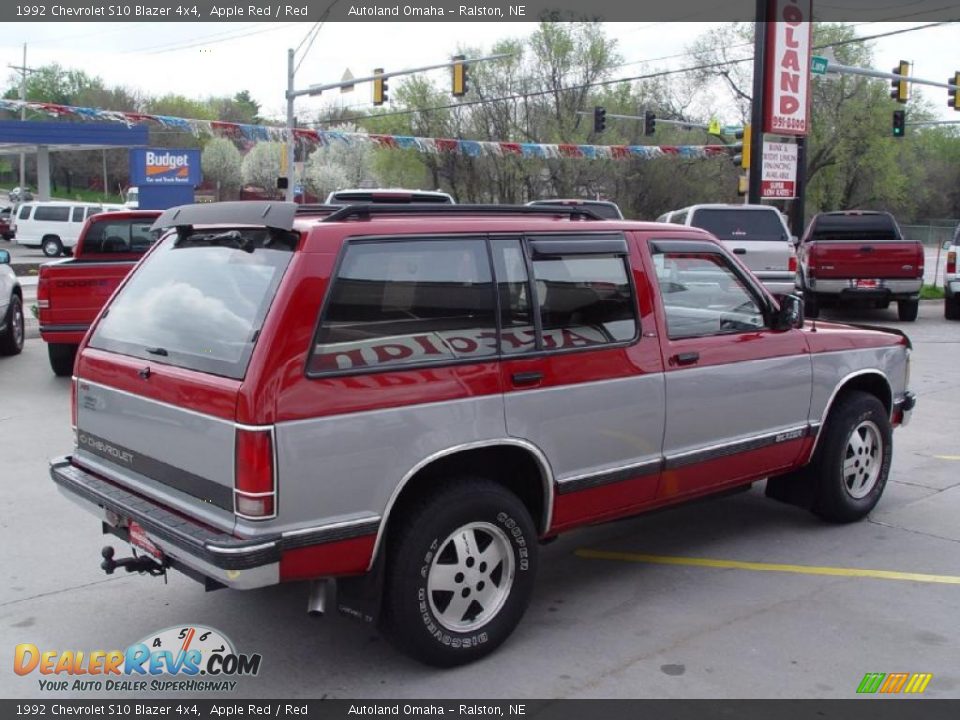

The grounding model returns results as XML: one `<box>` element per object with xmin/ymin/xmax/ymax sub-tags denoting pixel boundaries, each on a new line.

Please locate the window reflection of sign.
<box><xmin>311</xmin><ymin>325</ymin><xmax>612</xmax><ymax>373</ymax></box>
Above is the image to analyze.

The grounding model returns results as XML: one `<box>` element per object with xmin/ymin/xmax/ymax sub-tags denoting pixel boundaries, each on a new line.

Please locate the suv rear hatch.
<box><xmin>688</xmin><ymin>208</ymin><xmax>793</xmax><ymax>283</ymax></box>
<box><xmin>71</xmin><ymin>207</ymin><xmax>298</xmax><ymax>534</ymax></box>
<box><xmin>806</xmin><ymin>213</ymin><xmax>921</xmax><ymax>279</ymax></box>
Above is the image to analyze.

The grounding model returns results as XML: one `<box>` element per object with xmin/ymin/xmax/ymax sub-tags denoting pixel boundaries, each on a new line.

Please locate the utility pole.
<box><xmin>8</xmin><ymin>44</ymin><xmax>37</xmax><ymax>197</ymax></box>
<box><xmin>748</xmin><ymin>3</ymin><xmax>767</xmax><ymax>205</ymax></box>
<box><xmin>285</xmin><ymin>48</ymin><xmax>295</xmax><ymax>202</ymax></box>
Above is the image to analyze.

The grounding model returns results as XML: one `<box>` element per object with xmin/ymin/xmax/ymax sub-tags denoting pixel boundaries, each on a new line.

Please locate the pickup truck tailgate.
<box><xmin>809</xmin><ymin>241</ymin><xmax>922</xmax><ymax>279</ymax></box>
<box><xmin>39</xmin><ymin>260</ymin><xmax>135</xmax><ymax>332</ymax></box>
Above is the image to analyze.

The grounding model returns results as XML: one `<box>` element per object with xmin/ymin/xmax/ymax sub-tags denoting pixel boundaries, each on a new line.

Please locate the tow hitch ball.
<box><xmin>100</xmin><ymin>546</ymin><xmax>166</xmax><ymax>578</ymax></box>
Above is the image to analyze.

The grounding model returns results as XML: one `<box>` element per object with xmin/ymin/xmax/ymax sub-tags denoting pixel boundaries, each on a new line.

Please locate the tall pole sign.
<box><xmin>750</xmin><ymin>0</ymin><xmax>812</xmax><ymax>234</ymax></box>
<box><xmin>763</xmin><ymin>0</ymin><xmax>813</xmax><ymax>136</ymax></box>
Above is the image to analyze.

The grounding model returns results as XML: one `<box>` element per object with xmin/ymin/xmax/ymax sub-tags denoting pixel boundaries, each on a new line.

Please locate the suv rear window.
<box><xmin>89</xmin><ymin>229</ymin><xmax>295</xmax><ymax>379</ymax></box>
<box><xmin>529</xmin><ymin>201</ymin><xmax>623</xmax><ymax>220</ymax></box>
<box><xmin>809</xmin><ymin>214</ymin><xmax>901</xmax><ymax>241</ymax></box>
<box><xmin>690</xmin><ymin>209</ymin><xmax>788</xmax><ymax>242</ymax></box>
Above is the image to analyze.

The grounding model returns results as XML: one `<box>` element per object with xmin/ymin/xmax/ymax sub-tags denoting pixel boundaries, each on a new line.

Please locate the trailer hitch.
<box><xmin>100</xmin><ymin>546</ymin><xmax>167</xmax><ymax>579</ymax></box>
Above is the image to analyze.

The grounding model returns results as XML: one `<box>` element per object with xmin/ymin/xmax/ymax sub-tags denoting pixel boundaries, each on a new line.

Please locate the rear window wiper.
<box><xmin>176</xmin><ymin>230</ymin><xmax>257</xmax><ymax>253</ymax></box>
<box><xmin>146</xmin><ymin>346</ymin><xmax>168</xmax><ymax>356</ymax></box>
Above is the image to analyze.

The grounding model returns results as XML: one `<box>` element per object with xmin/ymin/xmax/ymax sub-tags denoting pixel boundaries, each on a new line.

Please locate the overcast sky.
<box><xmin>2</xmin><ymin>21</ymin><xmax>957</xmax><ymax>126</ymax></box>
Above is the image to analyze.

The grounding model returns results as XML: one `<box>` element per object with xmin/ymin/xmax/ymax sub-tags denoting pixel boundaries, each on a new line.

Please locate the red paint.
<box><xmin>279</xmin><ymin>535</ymin><xmax>376</xmax><ymax>581</ymax></box>
<box><xmin>78</xmin><ymin>347</ymin><xmax>240</xmax><ymax>421</ymax></box>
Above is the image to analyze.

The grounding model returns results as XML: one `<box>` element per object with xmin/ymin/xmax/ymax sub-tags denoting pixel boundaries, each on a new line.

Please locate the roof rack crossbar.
<box><xmin>321</xmin><ymin>203</ymin><xmax>605</xmax><ymax>223</ymax></box>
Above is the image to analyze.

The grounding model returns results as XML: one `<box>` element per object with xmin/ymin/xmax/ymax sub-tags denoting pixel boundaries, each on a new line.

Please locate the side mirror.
<box><xmin>771</xmin><ymin>293</ymin><xmax>804</xmax><ymax>331</ymax></box>
<box><xmin>0</xmin><ymin>249</ymin><xmax>10</xmax><ymax>265</ymax></box>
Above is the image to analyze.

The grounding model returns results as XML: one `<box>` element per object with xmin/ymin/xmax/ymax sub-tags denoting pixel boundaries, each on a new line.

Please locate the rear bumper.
<box><xmin>756</xmin><ymin>277</ymin><xmax>797</xmax><ymax>296</ymax></box>
<box><xmin>50</xmin><ymin>457</ymin><xmax>379</xmax><ymax>589</ymax></box>
<box><xmin>807</xmin><ymin>278</ymin><xmax>922</xmax><ymax>298</ymax></box>
<box><xmin>894</xmin><ymin>391</ymin><xmax>917</xmax><ymax>427</ymax></box>
<box><xmin>946</xmin><ymin>279</ymin><xmax>960</xmax><ymax>298</ymax></box>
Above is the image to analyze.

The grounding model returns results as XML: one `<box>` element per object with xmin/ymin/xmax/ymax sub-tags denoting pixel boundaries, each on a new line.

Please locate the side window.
<box><xmin>491</xmin><ymin>239</ymin><xmax>536</xmax><ymax>355</ymax></box>
<box><xmin>33</xmin><ymin>206</ymin><xmax>70</xmax><ymax>222</ymax></box>
<box><xmin>654</xmin><ymin>250</ymin><xmax>766</xmax><ymax>339</ymax></box>
<box><xmin>671</xmin><ymin>209</ymin><xmax>688</xmax><ymax>225</ymax></box>
<box><xmin>86</xmin><ymin>207</ymin><xmax>100</xmax><ymax>219</ymax></box>
<box><xmin>72</xmin><ymin>207</ymin><xmax>85</xmax><ymax>222</ymax></box>
<box><xmin>531</xmin><ymin>253</ymin><xmax>637</xmax><ymax>347</ymax></box>
<box><xmin>18</xmin><ymin>205</ymin><xmax>32</xmax><ymax>220</ymax></box>
<box><xmin>310</xmin><ymin>238</ymin><xmax>496</xmax><ymax>374</ymax></box>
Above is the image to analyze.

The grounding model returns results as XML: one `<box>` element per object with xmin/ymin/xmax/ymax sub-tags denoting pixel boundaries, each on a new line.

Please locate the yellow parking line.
<box><xmin>575</xmin><ymin>549</ymin><xmax>960</xmax><ymax>585</ymax></box>
<box><xmin>933</xmin><ymin>455</ymin><xmax>960</xmax><ymax>461</ymax></box>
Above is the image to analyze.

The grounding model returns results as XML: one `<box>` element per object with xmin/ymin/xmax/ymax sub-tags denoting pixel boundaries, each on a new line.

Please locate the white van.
<box><xmin>660</xmin><ymin>203</ymin><xmax>797</xmax><ymax>295</ymax></box>
<box><xmin>13</xmin><ymin>201</ymin><xmax>107</xmax><ymax>257</ymax></box>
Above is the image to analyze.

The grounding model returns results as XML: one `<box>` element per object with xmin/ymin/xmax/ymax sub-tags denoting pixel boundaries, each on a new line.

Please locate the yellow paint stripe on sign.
<box><xmin>574</xmin><ymin>549</ymin><xmax>960</xmax><ymax>585</ymax></box>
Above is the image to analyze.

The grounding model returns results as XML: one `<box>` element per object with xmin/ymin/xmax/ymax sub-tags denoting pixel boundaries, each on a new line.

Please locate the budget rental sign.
<box><xmin>130</xmin><ymin>148</ymin><xmax>201</xmax><ymax>186</ymax></box>
<box><xmin>764</xmin><ymin>0</ymin><xmax>813</xmax><ymax>136</ymax></box>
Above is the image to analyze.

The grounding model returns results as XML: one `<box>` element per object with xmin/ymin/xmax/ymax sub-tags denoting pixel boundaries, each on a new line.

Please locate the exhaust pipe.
<box><xmin>307</xmin><ymin>579</ymin><xmax>330</xmax><ymax>617</ymax></box>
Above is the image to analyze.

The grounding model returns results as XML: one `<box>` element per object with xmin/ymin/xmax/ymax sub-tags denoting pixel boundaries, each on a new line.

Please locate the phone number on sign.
<box><xmin>771</xmin><ymin>116</ymin><xmax>807</xmax><ymax>132</ymax></box>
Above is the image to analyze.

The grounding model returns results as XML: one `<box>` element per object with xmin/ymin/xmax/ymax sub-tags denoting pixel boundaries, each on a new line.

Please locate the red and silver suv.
<box><xmin>51</xmin><ymin>202</ymin><xmax>914</xmax><ymax>666</ymax></box>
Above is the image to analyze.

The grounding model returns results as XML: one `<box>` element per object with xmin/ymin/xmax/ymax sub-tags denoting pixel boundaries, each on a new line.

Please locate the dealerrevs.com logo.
<box><xmin>14</xmin><ymin>625</ymin><xmax>261</xmax><ymax>693</ymax></box>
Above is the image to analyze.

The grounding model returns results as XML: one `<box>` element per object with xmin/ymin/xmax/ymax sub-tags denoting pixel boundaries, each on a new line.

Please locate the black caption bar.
<box><xmin>3</xmin><ymin>0</ymin><xmax>958</xmax><ymax>22</ymax></box>
<box><xmin>2</xmin><ymin>700</ymin><xmax>958</xmax><ymax>720</ymax></box>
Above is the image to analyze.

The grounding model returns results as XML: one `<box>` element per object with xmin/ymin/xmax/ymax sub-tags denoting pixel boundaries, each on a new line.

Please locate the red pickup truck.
<box><xmin>37</xmin><ymin>210</ymin><xmax>161</xmax><ymax>375</ymax></box>
<box><xmin>796</xmin><ymin>211</ymin><xmax>924</xmax><ymax>321</ymax></box>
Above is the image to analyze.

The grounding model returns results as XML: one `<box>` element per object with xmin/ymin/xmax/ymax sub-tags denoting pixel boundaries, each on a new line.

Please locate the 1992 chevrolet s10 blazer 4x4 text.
<box><xmin>50</xmin><ymin>202</ymin><xmax>915</xmax><ymax>666</ymax></box>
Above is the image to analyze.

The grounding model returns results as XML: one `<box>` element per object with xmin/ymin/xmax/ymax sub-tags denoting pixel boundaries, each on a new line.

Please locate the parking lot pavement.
<box><xmin>1</xmin><ymin>306</ymin><xmax>958</xmax><ymax>700</ymax></box>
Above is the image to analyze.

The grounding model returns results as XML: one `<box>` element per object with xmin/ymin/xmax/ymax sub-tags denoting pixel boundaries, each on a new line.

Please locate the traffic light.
<box><xmin>735</xmin><ymin>125</ymin><xmax>751</xmax><ymax>169</ymax></box>
<box><xmin>452</xmin><ymin>55</ymin><xmax>468</xmax><ymax>97</ymax></box>
<box><xmin>644</xmin><ymin>110</ymin><xmax>656</xmax><ymax>136</ymax></box>
<box><xmin>593</xmin><ymin>106</ymin><xmax>607</xmax><ymax>133</ymax></box>
<box><xmin>892</xmin><ymin>109</ymin><xmax>906</xmax><ymax>137</ymax></box>
<box><xmin>949</xmin><ymin>72</ymin><xmax>960</xmax><ymax>110</ymax></box>
<box><xmin>890</xmin><ymin>60</ymin><xmax>910</xmax><ymax>104</ymax></box>
<box><xmin>373</xmin><ymin>68</ymin><xmax>388</xmax><ymax>106</ymax></box>
<box><xmin>730</xmin><ymin>143</ymin><xmax>744</xmax><ymax>167</ymax></box>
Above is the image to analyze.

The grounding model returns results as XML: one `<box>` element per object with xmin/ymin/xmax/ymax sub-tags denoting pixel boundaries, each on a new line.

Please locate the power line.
<box><xmin>307</xmin><ymin>21</ymin><xmax>954</xmax><ymax>126</ymax></box>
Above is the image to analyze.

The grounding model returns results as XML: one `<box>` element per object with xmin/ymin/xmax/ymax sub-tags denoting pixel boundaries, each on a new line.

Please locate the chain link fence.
<box><xmin>902</xmin><ymin>220</ymin><xmax>958</xmax><ymax>286</ymax></box>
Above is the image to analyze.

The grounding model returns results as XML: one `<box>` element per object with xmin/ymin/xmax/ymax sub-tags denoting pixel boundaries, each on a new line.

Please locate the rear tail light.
<box><xmin>948</xmin><ymin>251</ymin><xmax>956</xmax><ymax>275</ymax></box>
<box><xmin>788</xmin><ymin>255</ymin><xmax>797</xmax><ymax>273</ymax></box>
<box><xmin>37</xmin><ymin>271</ymin><xmax>50</xmax><ymax>310</ymax></box>
<box><xmin>234</xmin><ymin>427</ymin><xmax>276</xmax><ymax>520</ymax></box>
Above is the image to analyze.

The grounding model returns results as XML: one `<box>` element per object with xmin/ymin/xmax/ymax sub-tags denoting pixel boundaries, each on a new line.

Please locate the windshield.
<box><xmin>691</xmin><ymin>209</ymin><xmax>787</xmax><ymax>242</ymax></box>
<box><xmin>89</xmin><ymin>229</ymin><xmax>295</xmax><ymax>379</ymax></box>
<box><xmin>809</xmin><ymin>214</ymin><xmax>901</xmax><ymax>241</ymax></box>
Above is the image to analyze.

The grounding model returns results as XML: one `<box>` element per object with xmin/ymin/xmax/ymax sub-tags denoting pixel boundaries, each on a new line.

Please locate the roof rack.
<box><xmin>321</xmin><ymin>203</ymin><xmax>605</xmax><ymax>223</ymax></box>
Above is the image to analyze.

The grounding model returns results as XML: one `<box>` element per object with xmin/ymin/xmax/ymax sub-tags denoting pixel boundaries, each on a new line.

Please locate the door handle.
<box><xmin>732</xmin><ymin>248</ymin><xmax>747</xmax><ymax>255</ymax></box>
<box><xmin>511</xmin><ymin>371</ymin><xmax>544</xmax><ymax>386</ymax></box>
<box><xmin>671</xmin><ymin>352</ymin><xmax>700</xmax><ymax>366</ymax></box>
<box><xmin>859</xmin><ymin>245</ymin><xmax>874</xmax><ymax>252</ymax></box>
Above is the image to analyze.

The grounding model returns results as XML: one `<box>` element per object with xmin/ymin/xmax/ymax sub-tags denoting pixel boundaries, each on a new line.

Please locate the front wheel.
<box><xmin>897</xmin><ymin>299</ymin><xmax>919</xmax><ymax>322</ymax></box>
<box><xmin>41</xmin><ymin>236</ymin><xmax>63</xmax><ymax>258</ymax></box>
<box><xmin>382</xmin><ymin>478</ymin><xmax>538</xmax><ymax>667</ymax></box>
<box><xmin>811</xmin><ymin>391</ymin><xmax>892</xmax><ymax>523</ymax></box>
<box><xmin>0</xmin><ymin>294</ymin><xmax>24</xmax><ymax>356</ymax></box>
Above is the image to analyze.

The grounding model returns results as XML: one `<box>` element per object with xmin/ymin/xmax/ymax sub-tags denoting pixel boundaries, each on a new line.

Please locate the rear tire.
<box><xmin>41</xmin><ymin>235</ymin><xmax>63</xmax><ymax>258</ymax></box>
<box><xmin>48</xmin><ymin>342</ymin><xmax>78</xmax><ymax>376</ymax></box>
<box><xmin>381</xmin><ymin>477</ymin><xmax>538</xmax><ymax>667</ymax></box>
<box><xmin>945</xmin><ymin>295</ymin><xmax>960</xmax><ymax>321</ymax></box>
<box><xmin>897</xmin><ymin>299</ymin><xmax>919</xmax><ymax>322</ymax></box>
<box><xmin>0</xmin><ymin>294</ymin><xmax>24</xmax><ymax>356</ymax></box>
<box><xmin>810</xmin><ymin>391</ymin><xmax>892</xmax><ymax>523</ymax></box>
